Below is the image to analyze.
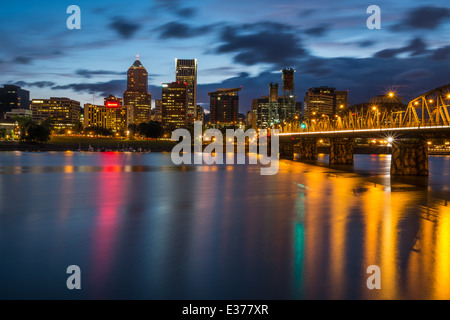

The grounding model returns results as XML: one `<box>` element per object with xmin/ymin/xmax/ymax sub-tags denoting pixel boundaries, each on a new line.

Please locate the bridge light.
<box><xmin>427</xmin><ymin>141</ymin><xmax>432</xmax><ymax>145</ymax></box>
<box><xmin>388</xmin><ymin>92</ymin><xmax>395</xmax><ymax>97</ymax></box>
<box><xmin>387</xmin><ymin>137</ymin><xmax>393</xmax><ymax>143</ymax></box>
<box><xmin>372</xmin><ymin>106</ymin><xmax>377</xmax><ymax>110</ymax></box>
<box><xmin>429</xmin><ymin>99</ymin><xmax>434</xmax><ymax>103</ymax></box>
<box><xmin>447</xmin><ymin>94</ymin><xmax>450</xmax><ymax>99</ymax></box>
<box><xmin>414</xmin><ymin>101</ymin><xmax>419</xmax><ymax>105</ymax></box>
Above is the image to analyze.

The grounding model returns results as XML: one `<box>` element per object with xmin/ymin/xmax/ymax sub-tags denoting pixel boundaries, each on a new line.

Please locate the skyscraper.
<box><xmin>0</xmin><ymin>85</ymin><xmax>30</xmax><ymax>118</ymax></box>
<box><xmin>209</xmin><ymin>88</ymin><xmax>241</xmax><ymax>124</ymax></box>
<box><xmin>123</xmin><ymin>58</ymin><xmax>152</xmax><ymax>125</ymax></box>
<box><xmin>175</xmin><ymin>59</ymin><xmax>197</xmax><ymax>121</ymax></box>
<box><xmin>161</xmin><ymin>82</ymin><xmax>188</xmax><ymax>130</ymax></box>
<box><xmin>303</xmin><ymin>86</ymin><xmax>337</xmax><ymax>119</ymax></box>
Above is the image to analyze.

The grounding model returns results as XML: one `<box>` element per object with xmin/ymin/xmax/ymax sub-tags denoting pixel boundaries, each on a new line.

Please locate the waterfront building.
<box><xmin>31</xmin><ymin>97</ymin><xmax>80</xmax><ymax>130</ymax></box>
<box><xmin>123</xmin><ymin>58</ymin><xmax>152</xmax><ymax>124</ymax></box>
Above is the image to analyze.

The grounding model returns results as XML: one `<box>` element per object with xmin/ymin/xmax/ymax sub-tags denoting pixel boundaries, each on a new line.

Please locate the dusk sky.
<box><xmin>1</xmin><ymin>0</ymin><xmax>450</xmax><ymax>112</ymax></box>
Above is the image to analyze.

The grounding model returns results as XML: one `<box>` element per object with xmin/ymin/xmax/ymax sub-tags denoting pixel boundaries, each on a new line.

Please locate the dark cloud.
<box><xmin>76</xmin><ymin>69</ymin><xmax>127</xmax><ymax>78</ymax></box>
<box><xmin>358</xmin><ymin>40</ymin><xmax>375</xmax><ymax>48</ymax></box>
<box><xmin>109</xmin><ymin>17</ymin><xmax>140</xmax><ymax>39</ymax></box>
<box><xmin>374</xmin><ymin>38</ymin><xmax>427</xmax><ymax>58</ymax></box>
<box><xmin>392</xmin><ymin>6</ymin><xmax>450</xmax><ymax>31</ymax></box>
<box><xmin>299</xmin><ymin>9</ymin><xmax>316</xmax><ymax>17</ymax></box>
<box><xmin>431</xmin><ymin>45</ymin><xmax>450</xmax><ymax>61</ymax></box>
<box><xmin>154</xmin><ymin>0</ymin><xmax>196</xmax><ymax>18</ymax></box>
<box><xmin>13</xmin><ymin>81</ymin><xmax>55</xmax><ymax>88</ymax></box>
<box><xmin>13</xmin><ymin>56</ymin><xmax>32</xmax><ymax>64</ymax></box>
<box><xmin>215</xmin><ymin>22</ymin><xmax>307</xmax><ymax>66</ymax></box>
<box><xmin>304</xmin><ymin>24</ymin><xmax>330</xmax><ymax>37</ymax></box>
<box><xmin>158</xmin><ymin>22</ymin><xmax>212</xmax><ymax>39</ymax></box>
<box><xmin>52</xmin><ymin>80</ymin><xmax>127</xmax><ymax>98</ymax></box>
<box><xmin>176</xmin><ymin>7</ymin><xmax>195</xmax><ymax>18</ymax></box>
<box><xmin>395</xmin><ymin>69</ymin><xmax>433</xmax><ymax>81</ymax></box>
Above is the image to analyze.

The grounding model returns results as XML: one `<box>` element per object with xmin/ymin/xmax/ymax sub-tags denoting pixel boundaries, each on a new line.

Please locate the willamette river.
<box><xmin>0</xmin><ymin>151</ymin><xmax>450</xmax><ymax>299</ymax></box>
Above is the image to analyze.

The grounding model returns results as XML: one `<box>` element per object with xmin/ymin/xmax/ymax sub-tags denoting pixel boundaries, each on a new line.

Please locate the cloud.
<box><xmin>358</xmin><ymin>40</ymin><xmax>375</xmax><ymax>48</ymax></box>
<box><xmin>374</xmin><ymin>38</ymin><xmax>427</xmax><ymax>58</ymax></box>
<box><xmin>176</xmin><ymin>7</ymin><xmax>195</xmax><ymax>18</ymax></box>
<box><xmin>154</xmin><ymin>0</ymin><xmax>196</xmax><ymax>18</ymax></box>
<box><xmin>13</xmin><ymin>56</ymin><xmax>32</xmax><ymax>64</ymax></box>
<box><xmin>214</xmin><ymin>22</ymin><xmax>308</xmax><ymax>66</ymax></box>
<box><xmin>304</xmin><ymin>24</ymin><xmax>330</xmax><ymax>37</ymax></box>
<box><xmin>158</xmin><ymin>22</ymin><xmax>212</xmax><ymax>39</ymax></box>
<box><xmin>431</xmin><ymin>45</ymin><xmax>450</xmax><ymax>61</ymax></box>
<box><xmin>395</xmin><ymin>69</ymin><xmax>433</xmax><ymax>81</ymax></box>
<box><xmin>76</xmin><ymin>69</ymin><xmax>127</xmax><ymax>78</ymax></box>
<box><xmin>13</xmin><ymin>81</ymin><xmax>55</xmax><ymax>88</ymax></box>
<box><xmin>392</xmin><ymin>6</ymin><xmax>450</xmax><ymax>31</ymax></box>
<box><xmin>52</xmin><ymin>80</ymin><xmax>127</xmax><ymax>98</ymax></box>
<box><xmin>109</xmin><ymin>17</ymin><xmax>140</xmax><ymax>39</ymax></box>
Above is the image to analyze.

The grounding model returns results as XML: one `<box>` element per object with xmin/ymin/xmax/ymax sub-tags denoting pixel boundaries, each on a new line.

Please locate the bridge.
<box><xmin>276</xmin><ymin>84</ymin><xmax>450</xmax><ymax>176</ymax></box>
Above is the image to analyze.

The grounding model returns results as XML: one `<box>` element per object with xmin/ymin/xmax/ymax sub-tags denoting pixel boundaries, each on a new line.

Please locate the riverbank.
<box><xmin>0</xmin><ymin>136</ymin><xmax>177</xmax><ymax>152</ymax></box>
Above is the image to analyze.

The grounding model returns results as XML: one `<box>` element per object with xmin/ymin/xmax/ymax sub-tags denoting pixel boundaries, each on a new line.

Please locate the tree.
<box><xmin>73</xmin><ymin>122</ymin><xmax>84</xmax><ymax>134</ymax></box>
<box><xmin>83</xmin><ymin>126</ymin><xmax>113</xmax><ymax>136</ymax></box>
<box><xmin>127</xmin><ymin>123</ymin><xmax>137</xmax><ymax>138</ymax></box>
<box><xmin>26</xmin><ymin>122</ymin><xmax>51</xmax><ymax>142</ymax></box>
<box><xmin>137</xmin><ymin>121</ymin><xmax>164</xmax><ymax>139</ymax></box>
<box><xmin>12</xmin><ymin>116</ymin><xmax>32</xmax><ymax>140</ymax></box>
<box><xmin>0</xmin><ymin>127</ymin><xmax>7</xmax><ymax>140</ymax></box>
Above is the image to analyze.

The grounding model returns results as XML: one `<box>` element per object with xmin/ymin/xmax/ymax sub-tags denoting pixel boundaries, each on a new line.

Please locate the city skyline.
<box><xmin>1</xmin><ymin>0</ymin><xmax>450</xmax><ymax>111</ymax></box>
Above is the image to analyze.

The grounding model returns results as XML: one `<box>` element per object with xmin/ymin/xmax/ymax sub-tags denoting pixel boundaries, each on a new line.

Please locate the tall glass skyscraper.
<box><xmin>175</xmin><ymin>59</ymin><xmax>197</xmax><ymax>121</ymax></box>
<box><xmin>123</xmin><ymin>58</ymin><xmax>152</xmax><ymax>124</ymax></box>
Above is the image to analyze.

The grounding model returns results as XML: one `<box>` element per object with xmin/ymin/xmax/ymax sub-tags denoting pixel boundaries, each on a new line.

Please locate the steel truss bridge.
<box><xmin>276</xmin><ymin>84</ymin><xmax>450</xmax><ymax>176</ymax></box>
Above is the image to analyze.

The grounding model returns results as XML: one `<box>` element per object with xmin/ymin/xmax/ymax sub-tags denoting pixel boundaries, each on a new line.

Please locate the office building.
<box><xmin>304</xmin><ymin>87</ymin><xmax>337</xmax><ymax>119</ymax></box>
<box><xmin>196</xmin><ymin>105</ymin><xmax>204</xmax><ymax>124</ymax></box>
<box><xmin>31</xmin><ymin>97</ymin><xmax>80</xmax><ymax>130</ymax></box>
<box><xmin>209</xmin><ymin>88</ymin><xmax>241</xmax><ymax>125</ymax></box>
<box><xmin>153</xmin><ymin>99</ymin><xmax>162</xmax><ymax>122</ymax></box>
<box><xmin>123</xmin><ymin>58</ymin><xmax>152</xmax><ymax>124</ymax></box>
<box><xmin>161</xmin><ymin>82</ymin><xmax>188</xmax><ymax>130</ymax></box>
<box><xmin>84</xmin><ymin>101</ymin><xmax>132</xmax><ymax>132</ymax></box>
<box><xmin>5</xmin><ymin>108</ymin><xmax>32</xmax><ymax>119</ymax></box>
<box><xmin>0</xmin><ymin>85</ymin><xmax>30</xmax><ymax>117</ymax></box>
<box><xmin>175</xmin><ymin>59</ymin><xmax>197</xmax><ymax>121</ymax></box>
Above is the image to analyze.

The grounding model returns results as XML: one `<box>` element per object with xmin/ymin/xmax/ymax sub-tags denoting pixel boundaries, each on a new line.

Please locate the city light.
<box><xmin>388</xmin><ymin>92</ymin><xmax>395</xmax><ymax>97</ymax></box>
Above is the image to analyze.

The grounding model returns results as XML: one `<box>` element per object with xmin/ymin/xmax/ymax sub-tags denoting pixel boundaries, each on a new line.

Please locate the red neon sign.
<box><xmin>106</xmin><ymin>101</ymin><xmax>119</xmax><ymax>108</ymax></box>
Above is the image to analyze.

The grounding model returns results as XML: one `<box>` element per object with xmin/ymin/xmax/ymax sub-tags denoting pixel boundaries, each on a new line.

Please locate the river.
<box><xmin>0</xmin><ymin>151</ymin><xmax>449</xmax><ymax>299</ymax></box>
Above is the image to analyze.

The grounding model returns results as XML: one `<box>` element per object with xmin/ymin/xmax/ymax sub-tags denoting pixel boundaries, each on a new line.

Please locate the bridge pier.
<box><xmin>391</xmin><ymin>139</ymin><xmax>428</xmax><ymax>176</ymax></box>
<box><xmin>330</xmin><ymin>138</ymin><xmax>354</xmax><ymax>165</ymax></box>
<box><xmin>293</xmin><ymin>138</ymin><xmax>318</xmax><ymax>161</ymax></box>
<box><xmin>279</xmin><ymin>136</ymin><xmax>297</xmax><ymax>157</ymax></box>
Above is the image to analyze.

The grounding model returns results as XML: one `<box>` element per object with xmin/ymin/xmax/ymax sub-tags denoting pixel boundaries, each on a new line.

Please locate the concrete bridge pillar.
<box><xmin>293</xmin><ymin>138</ymin><xmax>318</xmax><ymax>161</ymax></box>
<box><xmin>279</xmin><ymin>136</ymin><xmax>297</xmax><ymax>157</ymax></box>
<box><xmin>391</xmin><ymin>139</ymin><xmax>428</xmax><ymax>176</ymax></box>
<box><xmin>330</xmin><ymin>138</ymin><xmax>354</xmax><ymax>165</ymax></box>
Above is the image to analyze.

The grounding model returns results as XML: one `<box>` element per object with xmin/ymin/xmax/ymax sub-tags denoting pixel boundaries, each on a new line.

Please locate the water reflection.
<box><xmin>0</xmin><ymin>152</ymin><xmax>450</xmax><ymax>299</ymax></box>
